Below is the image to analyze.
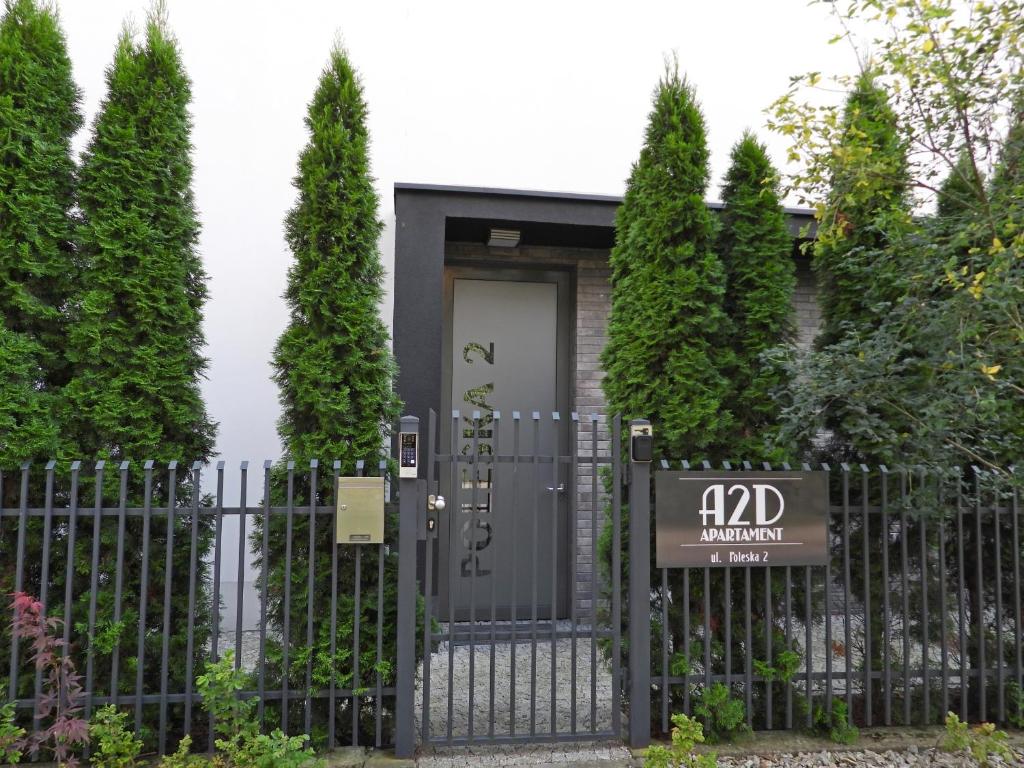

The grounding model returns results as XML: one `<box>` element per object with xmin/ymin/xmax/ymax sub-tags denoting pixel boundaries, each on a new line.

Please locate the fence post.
<box><xmin>394</xmin><ymin>415</ymin><xmax>418</xmax><ymax>758</ymax></box>
<box><xmin>628</xmin><ymin>418</ymin><xmax>652</xmax><ymax>748</ymax></box>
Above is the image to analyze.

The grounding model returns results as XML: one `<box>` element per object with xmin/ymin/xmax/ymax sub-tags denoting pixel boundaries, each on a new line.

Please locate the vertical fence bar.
<box><xmin>744</xmin><ymin>565</ymin><xmax>752</xmax><ymax>727</ymax></box>
<box><xmin>375</xmin><ymin>464</ymin><xmax>386</xmax><ymax>748</ymax></box>
<box><xmin>352</xmin><ymin>461</ymin><xmax>363</xmax><ymax>746</ymax></box>
<box><xmin>919</xmin><ymin>468</ymin><xmax>930</xmax><ymax>724</ymax></box>
<box><xmin>394</xmin><ymin>415</ymin><xmax>419</xmax><ymax>759</ymax></box>
<box><xmin>282</xmin><ymin>462</ymin><xmax>295</xmax><ymax>734</ymax></box>
<box><xmin>529</xmin><ymin>411</ymin><xmax>540</xmax><ymax>737</ymax></box>
<box><xmin>705</xmin><ymin>565</ymin><xmax>712</xmax><ymax>694</ymax></box>
<box><xmin>661</xmin><ymin>566</ymin><xmax>669</xmax><ymax>734</ymax></box>
<box><xmin>1013</xmin><ymin>470</ymin><xmax>1022</xmax><ymax>714</ymax></box>
<box><xmin>549</xmin><ymin>411</ymin><xmax>560</xmax><ymax>736</ymax></box>
<box><xmin>305</xmin><ymin>460</ymin><xmax>318</xmax><ymax>737</ymax></box>
<box><xmin>567</xmin><ymin>413</ymin><xmax>577</xmax><ymax>736</ymax></box>
<box><xmin>158</xmin><ymin>462</ymin><xmax>177</xmax><ymax>754</ymax></box>
<box><xmin>509</xmin><ymin>412</ymin><xmax>520</xmax><ymax>737</ymax></box>
<box><xmin>859</xmin><ymin>465</ymin><xmax>871</xmax><ymax>727</ymax></box>
<box><xmin>183</xmin><ymin>462</ymin><xmax>202</xmax><ymax>739</ymax></box>
<box><xmin>32</xmin><ymin>462</ymin><xmax>56</xmax><ymax>732</ymax></box>
<box><xmin>899</xmin><ymin>469</ymin><xmax>910</xmax><ymax>725</ymax></box>
<box><xmin>422</xmin><ymin>440</ymin><xmax>434</xmax><ymax>744</ymax></box>
<box><xmin>448</xmin><ymin>411</ymin><xmax>459</xmax><ymax>744</ymax></box>
<box><xmin>994</xmin><ymin>470</ymin><xmax>1004</xmax><ymax>723</ymax></box>
<box><xmin>880</xmin><ymin>465</ymin><xmax>891</xmax><ymax>725</ymax></box>
<box><xmin>209</xmin><ymin>461</ymin><xmax>225</xmax><ymax>748</ymax></box>
<box><xmin>957</xmin><ymin>468</ymin><xmax>967</xmax><ymax>720</ymax></box>
<box><xmin>765</xmin><ymin>563</ymin><xmax>772</xmax><ymax>729</ymax></box>
<box><xmin>110</xmin><ymin>462</ymin><xmax>129</xmax><ymax>706</ymax></box>
<box><xmin>469</xmin><ymin>412</ymin><xmax>480</xmax><ymax>741</ymax></box>
<box><xmin>589</xmin><ymin>415</ymin><xmax>598</xmax><ymax>734</ymax></box>
<box><xmin>611</xmin><ymin>414</ymin><xmax>623</xmax><ymax>737</ymax></box>
<box><xmin>823</xmin><ymin>463</ymin><xmax>833</xmax><ymax>717</ymax></box>
<box><xmin>329</xmin><ymin>459</ymin><xmax>341</xmax><ymax>749</ymax></box>
<box><xmin>939</xmin><ymin>472</ymin><xmax>949</xmax><ymax>717</ymax></box>
<box><xmin>488</xmin><ymin>413</ymin><xmax>501</xmax><ymax>739</ymax></box>
<box><xmin>85</xmin><ymin>461</ymin><xmax>104</xmax><ymax>723</ymax></box>
<box><xmin>840</xmin><ymin>465</ymin><xmax>852</xmax><ymax>723</ymax></box>
<box><xmin>62</xmin><ymin>463</ymin><xmax>81</xmax><ymax>654</ymax></box>
<box><xmin>257</xmin><ymin>460</ymin><xmax>272</xmax><ymax>728</ymax></box>
<box><xmin>973</xmin><ymin>466</ymin><xmax>986</xmax><ymax>721</ymax></box>
<box><xmin>236</xmin><ymin>462</ymin><xmax>249</xmax><ymax>673</ymax></box>
<box><xmin>627</xmin><ymin>418</ymin><xmax>651</xmax><ymax>748</ymax></box>
<box><xmin>135</xmin><ymin>461</ymin><xmax>154</xmax><ymax>733</ymax></box>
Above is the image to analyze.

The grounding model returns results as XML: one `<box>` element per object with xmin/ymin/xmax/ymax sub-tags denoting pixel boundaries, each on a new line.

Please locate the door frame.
<box><xmin>438</xmin><ymin>264</ymin><xmax>574</xmax><ymax>621</ymax></box>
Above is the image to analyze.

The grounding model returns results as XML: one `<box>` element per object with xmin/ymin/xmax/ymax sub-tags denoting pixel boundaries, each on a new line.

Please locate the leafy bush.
<box><xmin>644</xmin><ymin>713</ymin><xmax>717</xmax><ymax>768</ymax></box>
<box><xmin>9</xmin><ymin>593</ymin><xmax>89</xmax><ymax>765</ymax></box>
<box><xmin>691</xmin><ymin>683</ymin><xmax>750</xmax><ymax>743</ymax></box>
<box><xmin>943</xmin><ymin>713</ymin><xmax>1015</xmax><ymax>767</ymax></box>
<box><xmin>811</xmin><ymin>699</ymin><xmax>858</xmax><ymax>745</ymax></box>
<box><xmin>0</xmin><ymin>701</ymin><xmax>26</xmax><ymax>764</ymax></box>
<box><xmin>196</xmin><ymin>651</ymin><xmax>319</xmax><ymax>768</ymax></box>
<box><xmin>157</xmin><ymin>736</ymin><xmax>211</xmax><ymax>768</ymax></box>
<box><xmin>89</xmin><ymin>706</ymin><xmax>143</xmax><ymax>768</ymax></box>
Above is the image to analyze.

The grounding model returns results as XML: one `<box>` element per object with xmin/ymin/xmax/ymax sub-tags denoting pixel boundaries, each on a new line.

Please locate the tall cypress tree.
<box><xmin>0</xmin><ymin>0</ymin><xmax>82</xmax><ymax>471</ymax></box>
<box><xmin>601</xmin><ymin>65</ymin><xmax>730</xmax><ymax>460</ymax></box>
<box><xmin>716</xmin><ymin>132</ymin><xmax>795</xmax><ymax>459</ymax></box>
<box><xmin>64</xmin><ymin>11</ymin><xmax>215</xmax><ymax>467</ymax></box>
<box><xmin>258</xmin><ymin>45</ymin><xmax>401</xmax><ymax>742</ymax></box>
<box><xmin>272</xmin><ymin>46</ymin><xmax>399</xmax><ymax>466</ymax></box>
<box><xmin>814</xmin><ymin>72</ymin><xmax>910</xmax><ymax>349</ymax></box>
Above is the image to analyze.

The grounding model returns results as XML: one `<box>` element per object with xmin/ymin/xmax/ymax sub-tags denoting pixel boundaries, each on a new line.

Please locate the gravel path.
<box><xmin>416</xmin><ymin>622</ymin><xmax>615</xmax><ymax>740</ymax></box>
<box><xmin>716</xmin><ymin>747</ymin><xmax>1022</xmax><ymax>767</ymax></box>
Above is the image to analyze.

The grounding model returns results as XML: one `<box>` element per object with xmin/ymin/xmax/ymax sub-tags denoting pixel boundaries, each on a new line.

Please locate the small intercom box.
<box><xmin>336</xmin><ymin>476</ymin><xmax>385</xmax><ymax>544</ymax></box>
<box><xmin>398</xmin><ymin>431</ymin><xmax>418</xmax><ymax>479</ymax></box>
<box><xmin>630</xmin><ymin>423</ymin><xmax>653</xmax><ymax>463</ymax></box>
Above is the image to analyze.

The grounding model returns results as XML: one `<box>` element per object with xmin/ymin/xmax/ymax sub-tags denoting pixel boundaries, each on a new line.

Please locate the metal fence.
<box><xmin>641</xmin><ymin>462</ymin><xmax>1024</xmax><ymax>736</ymax></box>
<box><xmin>0</xmin><ymin>458</ymin><xmax>403</xmax><ymax>755</ymax></box>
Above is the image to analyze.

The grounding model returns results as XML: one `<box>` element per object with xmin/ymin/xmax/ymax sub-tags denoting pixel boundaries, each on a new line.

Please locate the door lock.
<box><xmin>428</xmin><ymin>494</ymin><xmax>445</xmax><ymax>511</ymax></box>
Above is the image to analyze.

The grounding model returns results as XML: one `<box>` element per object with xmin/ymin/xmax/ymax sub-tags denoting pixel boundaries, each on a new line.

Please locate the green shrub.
<box><xmin>943</xmin><ymin>712</ymin><xmax>1015</xmax><ymax>767</ymax></box>
<box><xmin>89</xmin><ymin>705</ymin><xmax>144</xmax><ymax>768</ymax></box>
<box><xmin>644</xmin><ymin>713</ymin><xmax>717</xmax><ymax>768</ymax></box>
<box><xmin>811</xmin><ymin>699</ymin><xmax>858</xmax><ymax>745</ymax></box>
<box><xmin>157</xmin><ymin>736</ymin><xmax>213</xmax><ymax>768</ymax></box>
<box><xmin>197</xmin><ymin>651</ymin><xmax>319</xmax><ymax>768</ymax></box>
<box><xmin>692</xmin><ymin>683</ymin><xmax>750</xmax><ymax>743</ymax></box>
<box><xmin>0</xmin><ymin>701</ymin><xmax>25</xmax><ymax>764</ymax></box>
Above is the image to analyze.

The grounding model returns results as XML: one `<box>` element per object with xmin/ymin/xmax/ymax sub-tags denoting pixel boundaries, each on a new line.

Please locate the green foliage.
<box><xmin>259</xmin><ymin>43</ymin><xmax>402</xmax><ymax>745</ymax></box>
<box><xmin>1008</xmin><ymin>682</ymin><xmax>1024</xmax><ymax>729</ymax></box>
<box><xmin>157</xmin><ymin>736</ymin><xmax>211</xmax><ymax>768</ymax></box>
<box><xmin>0</xmin><ymin>701</ymin><xmax>25</xmax><ymax>764</ymax></box>
<box><xmin>691</xmin><ymin>683</ymin><xmax>750</xmax><ymax>743</ymax></box>
<box><xmin>89</xmin><ymin>706</ymin><xmax>143</xmax><ymax>768</ymax></box>
<box><xmin>601</xmin><ymin>60</ymin><xmax>731</xmax><ymax>461</ymax></box>
<box><xmin>716</xmin><ymin>131</ymin><xmax>795</xmax><ymax>460</ymax></box>
<box><xmin>63</xmin><ymin>6</ymin><xmax>215</xmax><ymax>469</ymax></box>
<box><xmin>271</xmin><ymin>43</ymin><xmax>399</xmax><ymax>466</ymax></box>
<box><xmin>810</xmin><ymin>699</ymin><xmax>858</xmax><ymax>745</ymax></box>
<box><xmin>197</xmin><ymin>652</ymin><xmax>319</xmax><ymax>768</ymax></box>
<box><xmin>943</xmin><ymin>712</ymin><xmax>1015</xmax><ymax>767</ymax></box>
<box><xmin>768</xmin><ymin>0</ymin><xmax>1024</xmax><ymax>474</ymax></box>
<box><xmin>644</xmin><ymin>713</ymin><xmax>717</xmax><ymax>768</ymax></box>
<box><xmin>752</xmin><ymin>649</ymin><xmax>800</xmax><ymax>684</ymax></box>
<box><xmin>0</xmin><ymin>0</ymin><xmax>82</xmax><ymax>435</ymax></box>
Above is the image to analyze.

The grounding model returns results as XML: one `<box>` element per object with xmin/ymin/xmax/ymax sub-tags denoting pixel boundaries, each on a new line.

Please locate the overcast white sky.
<box><xmin>58</xmin><ymin>0</ymin><xmax>855</xmax><ymax>485</ymax></box>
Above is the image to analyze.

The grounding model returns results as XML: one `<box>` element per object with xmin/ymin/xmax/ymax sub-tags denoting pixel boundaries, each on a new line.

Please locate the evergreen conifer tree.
<box><xmin>271</xmin><ymin>45</ymin><xmax>399</xmax><ymax>466</ymax></box>
<box><xmin>716</xmin><ymin>132</ymin><xmax>795</xmax><ymax>459</ymax></box>
<box><xmin>813</xmin><ymin>73</ymin><xmax>910</xmax><ymax>349</ymax></box>
<box><xmin>258</xmin><ymin>45</ymin><xmax>401</xmax><ymax>741</ymax></box>
<box><xmin>64</xmin><ymin>11</ymin><xmax>215</xmax><ymax>467</ymax></box>
<box><xmin>601</xmin><ymin>64</ymin><xmax>730</xmax><ymax>461</ymax></box>
<box><xmin>0</xmin><ymin>0</ymin><xmax>81</xmax><ymax>471</ymax></box>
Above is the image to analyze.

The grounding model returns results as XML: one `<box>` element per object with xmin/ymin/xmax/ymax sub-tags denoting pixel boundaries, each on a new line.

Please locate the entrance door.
<box><xmin>439</xmin><ymin>267</ymin><xmax>571</xmax><ymax>622</ymax></box>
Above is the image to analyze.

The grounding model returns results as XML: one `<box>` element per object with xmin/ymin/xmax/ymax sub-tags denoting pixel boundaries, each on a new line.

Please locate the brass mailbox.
<box><xmin>336</xmin><ymin>476</ymin><xmax>385</xmax><ymax>544</ymax></box>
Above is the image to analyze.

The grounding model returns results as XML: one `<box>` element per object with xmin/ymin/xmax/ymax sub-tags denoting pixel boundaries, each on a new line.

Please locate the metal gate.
<box><xmin>395</xmin><ymin>410</ymin><xmax>625</xmax><ymax>748</ymax></box>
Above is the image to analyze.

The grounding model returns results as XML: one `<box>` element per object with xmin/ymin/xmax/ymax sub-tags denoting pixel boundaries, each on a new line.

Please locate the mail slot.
<box><xmin>336</xmin><ymin>476</ymin><xmax>385</xmax><ymax>544</ymax></box>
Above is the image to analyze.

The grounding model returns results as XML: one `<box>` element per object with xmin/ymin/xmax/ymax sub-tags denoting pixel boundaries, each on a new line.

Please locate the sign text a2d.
<box><xmin>655</xmin><ymin>471</ymin><xmax>829</xmax><ymax>568</ymax></box>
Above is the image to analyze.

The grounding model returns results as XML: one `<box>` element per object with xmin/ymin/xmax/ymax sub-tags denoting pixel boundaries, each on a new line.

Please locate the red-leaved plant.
<box><xmin>9</xmin><ymin>592</ymin><xmax>89</xmax><ymax>766</ymax></box>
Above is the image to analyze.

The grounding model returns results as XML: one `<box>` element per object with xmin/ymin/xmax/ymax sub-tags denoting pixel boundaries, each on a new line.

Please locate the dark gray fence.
<box><xmin>0</xmin><ymin>458</ymin><xmax>402</xmax><ymax>755</ymax></box>
<box><xmin>639</xmin><ymin>462</ymin><xmax>1024</xmax><ymax>735</ymax></box>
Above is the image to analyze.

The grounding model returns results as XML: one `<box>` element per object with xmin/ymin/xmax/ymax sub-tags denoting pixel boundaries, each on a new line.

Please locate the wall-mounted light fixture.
<box><xmin>487</xmin><ymin>228</ymin><xmax>521</xmax><ymax>248</ymax></box>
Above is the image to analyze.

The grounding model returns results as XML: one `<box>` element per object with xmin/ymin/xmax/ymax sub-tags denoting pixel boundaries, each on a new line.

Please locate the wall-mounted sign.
<box><xmin>655</xmin><ymin>471</ymin><xmax>829</xmax><ymax>568</ymax></box>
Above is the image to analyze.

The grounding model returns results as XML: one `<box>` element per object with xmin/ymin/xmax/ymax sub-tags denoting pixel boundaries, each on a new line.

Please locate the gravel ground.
<box><xmin>416</xmin><ymin>621</ymin><xmax>615</xmax><ymax>740</ymax></box>
<box><xmin>715</xmin><ymin>747</ymin><xmax>1023</xmax><ymax>767</ymax></box>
